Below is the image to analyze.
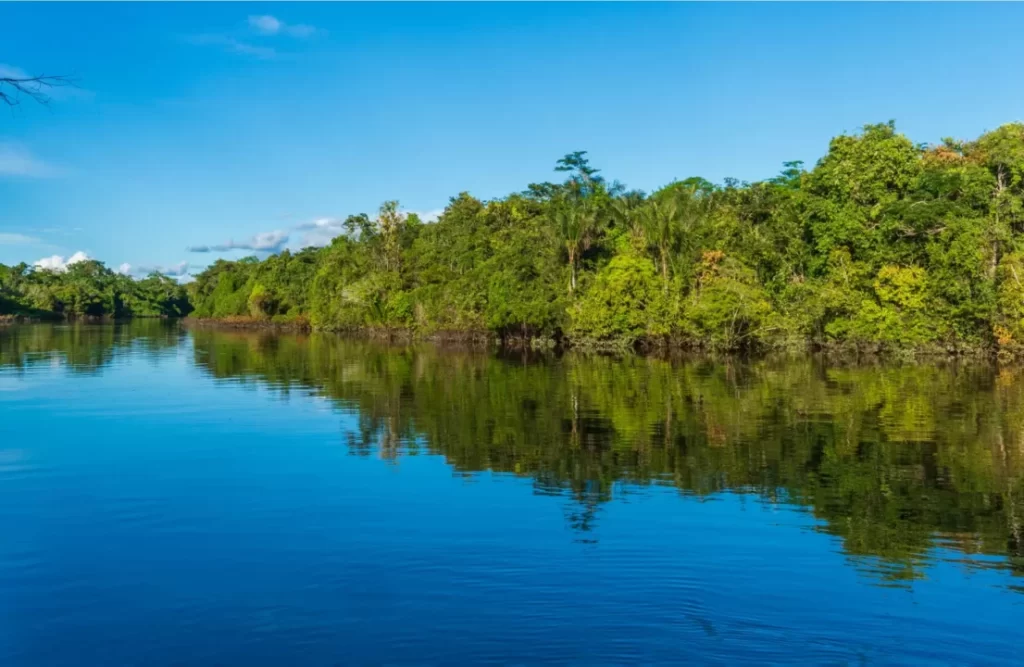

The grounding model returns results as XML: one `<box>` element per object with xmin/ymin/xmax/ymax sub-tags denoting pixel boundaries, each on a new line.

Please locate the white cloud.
<box><xmin>291</xmin><ymin>208</ymin><xmax>443</xmax><ymax>249</ymax></box>
<box><xmin>0</xmin><ymin>143</ymin><xmax>58</xmax><ymax>178</ymax></box>
<box><xmin>412</xmin><ymin>209</ymin><xmax>444</xmax><ymax>223</ymax></box>
<box><xmin>248</xmin><ymin>15</ymin><xmax>317</xmax><ymax>38</ymax></box>
<box><xmin>250</xmin><ymin>231</ymin><xmax>289</xmax><ymax>251</ymax></box>
<box><xmin>34</xmin><ymin>251</ymin><xmax>89</xmax><ymax>272</ymax></box>
<box><xmin>187</xmin><ymin>230</ymin><xmax>289</xmax><ymax>254</ymax></box>
<box><xmin>285</xmin><ymin>24</ymin><xmax>317</xmax><ymax>38</ymax></box>
<box><xmin>248</xmin><ymin>15</ymin><xmax>282</xmax><ymax>35</ymax></box>
<box><xmin>121</xmin><ymin>261</ymin><xmax>190</xmax><ymax>278</ymax></box>
<box><xmin>187</xmin><ymin>15</ymin><xmax>317</xmax><ymax>60</ymax></box>
<box><xmin>294</xmin><ymin>217</ymin><xmax>341</xmax><ymax>232</ymax></box>
<box><xmin>0</xmin><ymin>232</ymin><xmax>40</xmax><ymax>245</ymax></box>
<box><xmin>295</xmin><ymin>217</ymin><xmax>346</xmax><ymax>248</ymax></box>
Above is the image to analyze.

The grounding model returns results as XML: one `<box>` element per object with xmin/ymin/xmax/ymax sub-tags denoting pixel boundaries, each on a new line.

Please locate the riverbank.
<box><xmin>0</xmin><ymin>313</ymin><xmax>61</xmax><ymax>326</ymax></box>
<box><xmin>181</xmin><ymin>316</ymin><xmax>1003</xmax><ymax>360</ymax></box>
<box><xmin>182</xmin><ymin>317</ymin><xmax>526</xmax><ymax>348</ymax></box>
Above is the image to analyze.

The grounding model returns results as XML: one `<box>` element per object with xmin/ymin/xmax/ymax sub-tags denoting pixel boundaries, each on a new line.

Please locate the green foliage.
<box><xmin>995</xmin><ymin>252</ymin><xmax>1024</xmax><ymax>349</ymax></box>
<box><xmin>247</xmin><ymin>284</ymin><xmax>275</xmax><ymax>319</ymax></box>
<box><xmin>0</xmin><ymin>260</ymin><xmax>190</xmax><ymax>319</ymax></box>
<box><xmin>569</xmin><ymin>252</ymin><xmax>668</xmax><ymax>345</ymax></box>
<box><xmin>4</xmin><ymin>122</ymin><xmax>1018</xmax><ymax>350</ymax></box>
<box><xmin>682</xmin><ymin>252</ymin><xmax>773</xmax><ymax>349</ymax></box>
<box><xmin>189</xmin><ymin>249</ymin><xmax>319</xmax><ymax>322</ymax></box>
<box><xmin>833</xmin><ymin>265</ymin><xmax>941</xmax><ymax>346</ymax></box>
<box><xmin>143</xmin><ymin>121</ymin><xmax>1024</xmax><ymax>351</ymax></box>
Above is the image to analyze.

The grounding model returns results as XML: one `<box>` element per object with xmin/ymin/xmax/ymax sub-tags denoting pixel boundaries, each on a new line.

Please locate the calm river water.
<box><xmin>1</xmin><ymin>322</ymin><xmax>1021</xmax><ymax>664</ymax></box>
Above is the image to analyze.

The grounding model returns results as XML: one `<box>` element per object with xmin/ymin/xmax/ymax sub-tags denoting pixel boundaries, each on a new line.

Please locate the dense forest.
<box><xmin>0</xmin><ymin>259</ymin><xmax>191</xmax><ymax>320</ymax></box>
<box><xmin>185</xmin><ymin>121</ymin><xmax>1024</xmax><ymax>353</ymax></box>
<box><xmin>8</xmin><ymin>121</ymin><xmax>1024</xmax><ymax>354</ymax></box>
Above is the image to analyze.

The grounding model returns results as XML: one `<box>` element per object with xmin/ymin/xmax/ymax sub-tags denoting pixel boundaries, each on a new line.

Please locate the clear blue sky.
<box><xmin>2</xmin><ymin>3</ymin><xmax>1023</xmax><ymax>276</ymax></box>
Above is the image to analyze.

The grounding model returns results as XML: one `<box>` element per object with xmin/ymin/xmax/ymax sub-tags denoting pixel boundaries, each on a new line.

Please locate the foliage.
<box><xmin>113</xmin><ymin>121</ymin><xmax>1024</xmax><ymax>350</ymax></box>
<box><xmin>569</xmin><ymin>251</ymin><xmax>669</xmax><ymax>346</ymax></box>
<box><xmin>682</xmin><ymin>252</ymin><xmax>774</xmax><ymax>349</ymax></box>
<box><xmin>0</xmin><ymin>260</ymin><xmax>190</xmax><ymax>319</ymax></box>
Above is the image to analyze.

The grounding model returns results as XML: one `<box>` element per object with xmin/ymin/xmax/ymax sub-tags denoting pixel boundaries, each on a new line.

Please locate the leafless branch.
<box><xmin>0</xmin><ymin>74</ymin><xmax>77</xmax><ymax>108</ymax></box>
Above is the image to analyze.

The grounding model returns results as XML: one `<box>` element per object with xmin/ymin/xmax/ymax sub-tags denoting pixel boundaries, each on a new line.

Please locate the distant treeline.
<box><xmin>0</xmin><ymin>260</ymin><xmax>191</xmax><ymax>320</ymax></box>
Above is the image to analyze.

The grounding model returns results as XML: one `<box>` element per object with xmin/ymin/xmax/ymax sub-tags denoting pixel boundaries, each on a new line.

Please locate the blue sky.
<box><xmin>2</xmin><ymin>3</ymin><xmax>1023</xmax><ymax>277</ymax></box>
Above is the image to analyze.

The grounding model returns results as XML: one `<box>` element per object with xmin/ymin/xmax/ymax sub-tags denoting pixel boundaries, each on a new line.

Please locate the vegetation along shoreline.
<box><xmin>5</xmin><ymin>121</ymin><xmax>1024</xmax><ymax>358</ymax></box>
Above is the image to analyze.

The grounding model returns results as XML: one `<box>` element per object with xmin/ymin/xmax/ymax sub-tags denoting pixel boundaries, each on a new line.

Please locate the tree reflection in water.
<box><xmin>4</xmin><ymin>322</ymin><xmax>1023</xmax><ymax>587</ymax></box>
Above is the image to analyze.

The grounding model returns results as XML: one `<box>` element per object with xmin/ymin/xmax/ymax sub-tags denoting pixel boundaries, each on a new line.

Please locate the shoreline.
<box><xmin>0</xmin><ymin>314</ymin><xmax>176</xmax><ymax>327</ymax></box>
<box><xmin>179</xmin><ymin>316</ymin><xmax>1001</xmax><ymax>361</ymax></box>
<box><xmin>3</xmin><ymin>315</ymin><xmax>1003</xmax><ymax>361</ymax></box>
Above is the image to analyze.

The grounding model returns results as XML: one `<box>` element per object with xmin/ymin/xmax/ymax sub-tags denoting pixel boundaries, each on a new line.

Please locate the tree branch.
<box><xmin>0</xmin><ymin>74</ymin><xmax>77</xmax><ymax>108</ymax></box>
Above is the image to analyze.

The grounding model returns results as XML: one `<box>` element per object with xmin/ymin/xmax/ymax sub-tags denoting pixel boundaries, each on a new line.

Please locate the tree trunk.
<box><xmin>991</xmin><ymin>170</ymin><xmax>1006</xmax><ymax>280</ymax></box>
<box><xmin>569</xmin><ymin>248</ymin><xmax>577</xmax><ymax>295</ymax></box>
<box><xmin>992</xmin><ymin>238</ymin><xmax>999</xmax><ymax>280</ymax></box>
<box><xmin>660</xmin><ymin>246</ymin><xmax>669</xmax><ymax>292</ymax></box>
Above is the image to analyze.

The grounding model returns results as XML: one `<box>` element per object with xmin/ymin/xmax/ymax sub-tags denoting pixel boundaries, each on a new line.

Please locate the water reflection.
<box><xmin>0</xmin><ymin>320</ymin><xmax>184</xmax><ymax>373</ymax></box>
<box><xmin>3</xmin><ymin>322</ymin><xmax>1023</xmax><ymax>587</ymax></box>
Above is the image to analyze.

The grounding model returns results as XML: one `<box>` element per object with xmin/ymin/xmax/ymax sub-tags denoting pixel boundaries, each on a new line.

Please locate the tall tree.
<box><xmin>641</xmin><ymin>182</ymin><xmax>718</xmax><ymax>291</ymax></box>
<box><xmin>551</xmin><ymin>196</ymin><xmax>598</xmax><ymax>295</ymax></box>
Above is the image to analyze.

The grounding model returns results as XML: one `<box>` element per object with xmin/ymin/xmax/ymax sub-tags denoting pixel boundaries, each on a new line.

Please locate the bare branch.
<box><xmin>0</xmin><ymin>74</ymin><xmax>77</xmax><ymax>108</ymax></box>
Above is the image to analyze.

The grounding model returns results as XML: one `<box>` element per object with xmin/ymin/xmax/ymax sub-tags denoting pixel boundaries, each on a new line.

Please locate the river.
<box><xmin>1</xmin><ymin>322</ymin><xmax>1021</xmax><ymax>664</ymax></box>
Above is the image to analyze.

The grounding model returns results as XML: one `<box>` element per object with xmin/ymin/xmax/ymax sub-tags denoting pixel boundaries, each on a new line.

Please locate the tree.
<box><xmin>550</xmin><ymin>196</ymin><xmax>598</xmax><ymax>295</ymax></box>
<box><xmin>609</xmin><ymin>190</ymin><xmax>647</xmax><ymax>247</ymax></box>
<box><xmin>376</xmin><ymin>200</ymin><xmax>405</xmax><ymax>274</ymax></box>
<box><xmin>60</xmin><ymin>119</ymin><xmax>1024</xmax><ymax>353</ymax></box>
<box><xmin>0</xmin><ymin>259</ymin><xmax>190</xmax><ymax>319</ymax></box>
<box><xmin>556</xmin><ymin>150</ymin><xmax>604</xmax><ymax>191</ymax></box>
<box><xmin>640</xmin><ymin>182</ymin><xmax>717</xmax><ymax>291</ymax></box>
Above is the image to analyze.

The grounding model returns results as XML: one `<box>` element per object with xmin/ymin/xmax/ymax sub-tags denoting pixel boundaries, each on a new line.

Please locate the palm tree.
<box><xmin>640</xmin><ymin>184</ymin><xmax>717</xmax><ymax>291</ymax></box>
<box><xmin>639</xmin><ymin>196</ymin><xmax>679</xmax><ymax>291</ymax></box>
<box><xmin>551</xmin><ymin>197</ymin><xmax>598</xmax><ymax>295</ymax></box>
<box><xmin>609</xmin><ymin>190</ymin><xmax>647</xmax><ymax>246</ymax></box>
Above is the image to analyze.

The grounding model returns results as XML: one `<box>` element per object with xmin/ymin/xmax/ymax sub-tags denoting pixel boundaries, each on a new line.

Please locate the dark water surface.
<box><xmin>2</xmin><ymin>322</ymin><xmax>1022</xmax><ymax>665</ymax></box>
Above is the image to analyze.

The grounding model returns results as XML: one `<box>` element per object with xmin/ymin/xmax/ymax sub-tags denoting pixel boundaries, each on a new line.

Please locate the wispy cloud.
<box><xmin>187</xmin><ymin>15</ymin><xmax>319</xmax><ymax>59</ymax></box>
<box><xmin>291</xmin><ymin>208</ymin><xmax>443</xmax><ymax>249</ymax></box>
<box><xmin>0</xmin><ymin>143</ymin><xmax>59</xmax><ymax>178</ymax></box>
<box><xmin>34</xmin><ymin>251</ymin><xmax>89</xmax><ymax>272</ymax></box>
<box><xmin>186</xmin><ymin>34</ymin><xmax>277</xmax><ymax>60</ymax></box>
<box><xmin>0</xmin><ymin>232</ymin><xmax>40</xmax><ymax>245</ymax></box>
<box><xmin>118</xmin><ymin>261</ymin><xmax>190</xmax><ymax>278</ymax></box>
<box><xmin>186</xmin><ymin>207</ymin><xmax>442</xmax><ymax>258</ymax></box>
<box><xmin>248</xmin><ymin>15</ymin><xmax>318</xmax><ymax>38</ymax></box>
<box><xmin>187</xmin><ymin>230</ymin><xmax>290</xmax><ymax>254</ymax></box>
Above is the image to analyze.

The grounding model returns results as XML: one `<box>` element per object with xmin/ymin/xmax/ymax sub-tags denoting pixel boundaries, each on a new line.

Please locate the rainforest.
<box><xmin>5</xmin><ymin>121</ymin><xmax>1024</xmax><ymax>354</ymax></box>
